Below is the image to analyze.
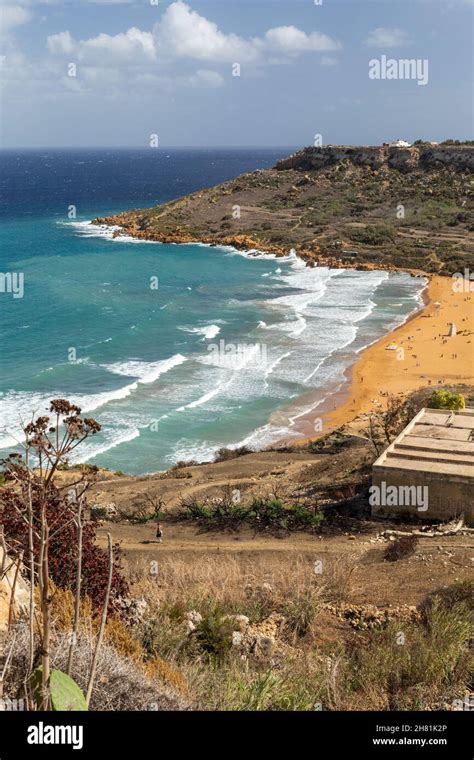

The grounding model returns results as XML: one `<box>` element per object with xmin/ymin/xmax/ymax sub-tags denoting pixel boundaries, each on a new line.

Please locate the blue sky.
<box><xmin>0</xmin><ymin>0</ymin><xmax>472</xmax><ymax>147</ymax></box>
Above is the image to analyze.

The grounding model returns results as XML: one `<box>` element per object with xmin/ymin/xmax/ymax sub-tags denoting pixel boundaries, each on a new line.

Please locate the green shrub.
<box><xmin>427</xmin><ymin>390</ymin><xmax>465</xmax><ymax>410</ymax></box>
<box><xmin>194</xmin><ymin>604</ymin><xmax>234</xmax><ymax>661</ymax></box>
<box><xmin>179</xmin><ymin>493</ymin><xmax>324</xmax><ymax>532</ymax></box>
<box><xmin>349</xmin><ymin>600</ymin><xmax>473</xmax><ymax>709</ymax></box>
<box><xmin>421</xmin><ymin>580</ymin><xmax>474</xmax><ymax>615</ymax></box>
<box><xmin>184</xmin><ymin>500</ymin><xmax>213</xmax><ymax>519</ymax></box>
<box><xmin>345</xmin><ymin>224</ymin><xmax>396</xmax><ymax>246</ymax></box>
<box><xmin>282</xmin><ymin>588</ymin><xmax>322</xmax><ymax>637</ymax></box>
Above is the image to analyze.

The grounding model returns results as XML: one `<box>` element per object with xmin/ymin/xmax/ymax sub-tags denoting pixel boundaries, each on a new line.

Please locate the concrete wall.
<box><xmin>371</xmin><ymin>468</ymin><xmax>473</xmax><ymax>524</ymax></box>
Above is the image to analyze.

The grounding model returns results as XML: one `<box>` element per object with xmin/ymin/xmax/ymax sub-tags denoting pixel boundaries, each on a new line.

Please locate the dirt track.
<box><xmin>96</xmin><ymin>520</ymin><xmax>473</xmax><ymax>607</ymax></box>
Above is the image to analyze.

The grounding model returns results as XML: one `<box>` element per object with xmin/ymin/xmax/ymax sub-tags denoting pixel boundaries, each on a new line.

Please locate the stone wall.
<box><xmin>371</xmin><ymin>468</ymin><xmax>474</xmax><ymax>524</ymax></box>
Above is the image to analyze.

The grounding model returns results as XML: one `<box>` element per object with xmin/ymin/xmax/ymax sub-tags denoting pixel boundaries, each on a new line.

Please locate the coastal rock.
<box><xmin>0</xmin><ymin>546</ymin><xmax>30</xmax><ymax>633</ymax></box>
<box><xmin>91</xmin><ymin>143</ymin><xmax>474</xmax><ymax>277</ymax></box>
<box><xmin>91</xmin><ymin>502</ymin><xmax>117</xmax><ymax>519</ymax></box>
<box><xmin>275</xmin><ymin>145</ymin><xmax>474</xmax><ymax>173</ymax></box>
<box><xmin>185</xmin><ymin>610</ymin><xmax>203</xmax><ymax>633</ymax></box>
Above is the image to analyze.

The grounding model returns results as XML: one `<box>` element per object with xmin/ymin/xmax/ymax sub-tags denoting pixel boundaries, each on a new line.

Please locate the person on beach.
<box><xmin>156</xmin><ymin>522</ymin><xmax>163</xmax><ymax>544</ymax></box>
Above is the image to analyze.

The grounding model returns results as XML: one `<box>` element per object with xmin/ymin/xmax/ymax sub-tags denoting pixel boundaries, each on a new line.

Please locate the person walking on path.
<box><xmin>156</xmin><ymin>522</ymin><xmax>163</xmax><ymax>544</ymax></box>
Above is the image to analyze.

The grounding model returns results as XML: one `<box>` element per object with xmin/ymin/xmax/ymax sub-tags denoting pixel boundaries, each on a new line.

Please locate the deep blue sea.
<box><xmin>0</xmin><ymin>148</ymin><xmax>426</xmax><ymax>474</ymax></box>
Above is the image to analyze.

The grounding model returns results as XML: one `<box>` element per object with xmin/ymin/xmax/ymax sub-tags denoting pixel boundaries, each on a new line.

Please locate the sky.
<box><xmin>0</xmin><ymin>0</ymin><xmax>473</xmax><ymax>148</ymax></box>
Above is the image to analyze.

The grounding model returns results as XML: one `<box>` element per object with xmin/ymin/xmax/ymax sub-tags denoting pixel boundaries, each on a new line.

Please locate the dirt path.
<box><xmin>97</xmin><ymin>521</ymin><xmax>473</xmax><ymax>606</ymax></box>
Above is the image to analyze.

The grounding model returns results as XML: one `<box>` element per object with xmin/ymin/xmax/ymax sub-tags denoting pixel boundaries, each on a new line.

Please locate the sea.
<box><xmin>0</xmin><ymin>148</ymin><xmax>426</xmax><ymax>474</ymax></box>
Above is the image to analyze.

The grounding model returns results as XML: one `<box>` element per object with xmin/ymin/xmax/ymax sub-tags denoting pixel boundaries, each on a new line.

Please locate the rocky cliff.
<box><xmin>93</xmin><ymin>145</ymin><xmax>474</xmax><ymax>276</ymax></box>
<box><xmin>275</xmin><ymin>145</ymin><xmax>474</xmax><ymax>173</ymax></box>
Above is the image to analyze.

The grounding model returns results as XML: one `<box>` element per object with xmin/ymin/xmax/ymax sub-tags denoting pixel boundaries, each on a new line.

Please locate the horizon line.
<box><xmin>0</xmin><ymin>144</ymin><xmax>302</xmax><ymax>151</ymax></box>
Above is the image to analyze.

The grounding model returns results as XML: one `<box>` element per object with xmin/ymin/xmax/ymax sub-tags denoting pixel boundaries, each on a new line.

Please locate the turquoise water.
<box><xmin>0</xmin><ymin>149</ymin><xmax>426</xmax><ymax>473</ymax></box>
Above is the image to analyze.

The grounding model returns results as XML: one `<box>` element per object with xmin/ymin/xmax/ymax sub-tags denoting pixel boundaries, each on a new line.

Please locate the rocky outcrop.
<box><xmin>275</xmin><ymin>145</ymin><xmax>474</xmax><ymax>173</ymax></box>
<box><xmin>0</xmin><ymin>546</ymin><xmax>30</xmax><ymax>633</ymax></box>
<box><xmin>91</xmin><ymin>143</ymin><xmax>474</xmax><ymax>277</ymax></box>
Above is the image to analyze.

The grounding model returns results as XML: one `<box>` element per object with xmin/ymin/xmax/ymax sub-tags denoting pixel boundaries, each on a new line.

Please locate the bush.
<box><xmin>421</xmin><ymin>580</ymin><xmax>474</xmax><ymax>615</ymax></box>
<box><xmin>384</xmin><ymin>535</ymin><xmax>418</xmax><ymax>562</ymax></box>
<box><xmin>194</xmin><ymin>604</ymin><xmax>234</xmax><ymax>661</ymax></box>
<box><xmin>3</xmin><ymin>622</ymin><xmax>189</xmax><ymax>712</ymax></box>
<box><xmin>249</xmin><ymin>498</ymin><xmax>324</xmax><ymax>531</ymax></box>
<box><xmin>0</xmin><ymin>483</ymin><xmax>128</xmax><ymax>612</ymax></box>
<box><xmin>427</xmin><ymin>390</ymin><xmax>465</xmax><ymax>411</ymax></box>
<box><xmin>214</xmin><ymin>446</ymin><xmax>253</xmax><ymax>463</ymax></box>
<box><xmin>346</xmin><ymin>224</ymin><xmax>396</xmax><ymax>246</ymax></box>
<box><xmin>179</xmin><ymin>497</ymin><xmax>214</xmax><ymax>520</ymax></box>
<box><xmin>282</xmin><ymin>588</ymin><xmax>323</xmax><ymax>637</ymax></box>
<box><xmin>178</xmin><ymin>493</ymin><xmax>324</xmax><ymax>532</ymax></box>
<box><xmin>349</xmin><ymin>600</ymin><xmax>473</xmax><ymax>709</ymax></box>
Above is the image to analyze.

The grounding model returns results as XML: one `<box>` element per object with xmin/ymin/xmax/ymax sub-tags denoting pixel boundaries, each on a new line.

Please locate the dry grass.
<box><xmin>129</xmin><ymin>553</ymin><xmax>337</xmax><ymax>608</ymax></box>
<box><xmin>126</xmin><ymin>555</ymin><xmax>472</xmax><ymax>711</ymax></box>
<box><xmin>2</xmin><ymin>587</ymin><xmax>190</xmax><ymax>712</ymax></box>
<box><xmin>3</xmin><ymin>554</ymin><xmax>471</xmax><ymax>712</ymax></box>
<box><xmin>319</xmin><ymin>554</ymin><xmax>358</xmax><ymax>603</ymax></box>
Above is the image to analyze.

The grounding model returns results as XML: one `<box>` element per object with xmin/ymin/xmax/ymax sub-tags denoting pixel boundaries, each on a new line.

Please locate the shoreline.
<box><xmin>78</xmin><ymin>221</ymin><xmax>473</xmax><ymax>466</ymax></box>
<box><xmin>285</xmin><ymin>274</ymin><xmax>473</xmax><ymax>445</ymax></box>
<box><xmin>88</xmin><ymin>218</ymin><xmax>433</xmax><ymax>279</ymax></box>
<box><xmin>267</xmin><ymin>278</ymin><xmax>430</xmax><ymax>445</ymax></box>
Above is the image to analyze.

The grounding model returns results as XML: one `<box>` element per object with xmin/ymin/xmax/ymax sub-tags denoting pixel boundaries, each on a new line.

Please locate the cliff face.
<box><xmin>275</xmin><ymin>145</ymin><xmax>474</xmax><ymax>173</ymax></box>
<box><xmin>93</xmin><ymin>144</ymin><xmax>474</xmax><ymax>276</ymax></box>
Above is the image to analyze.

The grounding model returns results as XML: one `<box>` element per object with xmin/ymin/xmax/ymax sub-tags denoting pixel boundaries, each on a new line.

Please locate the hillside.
<box><xmin>93</xmin><ymin>144</ymin><xmax>474</xmax><ymax>275</ymax></box>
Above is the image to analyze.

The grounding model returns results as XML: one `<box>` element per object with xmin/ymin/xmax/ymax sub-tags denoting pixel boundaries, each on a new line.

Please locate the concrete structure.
<box><xmin>372</xmin><ymin>407</ymin><xmax>474</xmax><ymax>524</ymax></box>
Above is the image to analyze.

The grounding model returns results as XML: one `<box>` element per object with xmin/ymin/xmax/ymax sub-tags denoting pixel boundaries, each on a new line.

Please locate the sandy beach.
<box><xmin>291</xmin><ymin>274</ymin><xmax>474</xmax><ymax>442</ymax></box>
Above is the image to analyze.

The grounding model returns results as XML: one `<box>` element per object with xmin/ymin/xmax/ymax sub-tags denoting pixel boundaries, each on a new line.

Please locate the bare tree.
<box><xmin>1</xmin><ymin>399</ymin><xmax>101</xmax><ymax>709</ymax></box>
<box><xmin>86</xmin><ymin>532</ymin><xmax>113</xmax><ymax>707</ymax></box>
<box><xmin>362</xmin><ymin>395</ymin><xmax>412</xmax><ymax>457</ymax></box>
<box><xmin>66</xmin><ymin>489</ymin><xmax>85</xmax><ymax>676</ymax></box>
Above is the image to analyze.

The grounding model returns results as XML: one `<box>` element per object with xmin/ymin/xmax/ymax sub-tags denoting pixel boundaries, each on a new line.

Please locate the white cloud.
<box><xmin>365</xmin><ymin>28</ymin><xmax>411</xmax><ymax>48</ymax></box>
<box><xmin>263</xmin><ymin>26</ymin><xmax>341</xmax><ymax>54</ymax></box>
<box><xmin>153</xmin><ymin>2</ymin><xmax>340</xmax><ymax>63</ymax></box>
<box><xmin>45</xmin><ymin>2</ymin><xmax>341</xmax><ymax>67</ymax></box>
<box><xmin>81</xmin><ymin>27</ymin><xmax>155</xmax><ymax>62</ymax></box>
<box><xmin>188</xmin><ymin>68</ymin><xmax>224</xmax><ymax>88</ymax></box>
<box><xmin>17</xmin><ymin>0</ymin><xmax>341</xmax><ymax>102</ymax></box>
<box><xmin>47</xmin><ymin>30</ymin><xmax>74</xmax><ymax>54</ymax></box>
<box><xmin>0</xmin><ymin>4</ymin><xmax>32</xmax><ymax>36</ymax></box>
<box><xmin>42</xmin><ymin>2</ymin><xmax>341</xmax><ymax>75</ymax></box>
<box><xmin>153</xmin><ymin>1</ymin><xmax>258</xmax><ymax>63</ymax></box>
<box><xmin>47</xmin><ymin>27</ymin><xmax>156</xmax><ymax>63</ymax></box>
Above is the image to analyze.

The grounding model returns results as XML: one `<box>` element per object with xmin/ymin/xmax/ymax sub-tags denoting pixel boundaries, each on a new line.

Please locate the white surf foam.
<box><xmin>0</xmin><ymin>355</ymin><xmax>187</xmax><ymax>450</ymax></box>
<box><xmin>65</xmin><ymin>220</ymin><xmax>161</xmax><ymax>245</ymax></box>
<box><xmin>178</xmin><ymin>325</ymin><xmax>221</xmax><ymax>341</ymax></box>
<box><xmin>102</xmin><ymin>354</ymin><xmax>187</xmax><ymax>384</ymax></box>
<box><xmin>65</xmin><ymin>221</ymin><xmax>122</xmax><ymax>240</ymax></box>
<box><xmin>177</xmin><ymin>344</ymin><xmax>263</xmax><ymax>411</ymax></box>
<box><xmin>72</xmin><ymin>427</ymin><xmax>141</xmax><ymax>463</ymax></box>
